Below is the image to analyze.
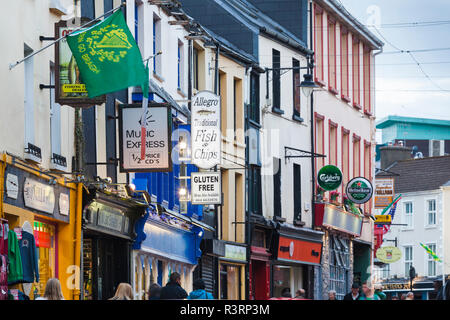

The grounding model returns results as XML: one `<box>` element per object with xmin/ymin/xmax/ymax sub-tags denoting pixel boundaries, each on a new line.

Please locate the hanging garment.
<box><xmin>7</xmin><ymin>229</ymin><xmax>23</xmax><ymax>285</ymax></box>
<box><xmin>0</xmin><ymin>223</ymin><xmax>8</xmax><ymax>255</ymax></box>
<box><xmin>17</xmin><ymin>231</ymin><xmax>39</xmax><ymax>284</ymax></box>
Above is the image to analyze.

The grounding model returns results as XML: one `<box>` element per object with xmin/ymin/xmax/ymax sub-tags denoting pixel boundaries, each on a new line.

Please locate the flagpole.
<box><xmin>8</xmin><ymin>3</ymin><xmax>125</xmax><ymax>70</ymax></box>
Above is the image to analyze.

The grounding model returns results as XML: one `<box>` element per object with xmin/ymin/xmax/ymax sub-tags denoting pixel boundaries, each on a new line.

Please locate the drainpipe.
<box><xmin>309</xmin><ymin>0</ymin><xmax>315</xmax><ymax>231</ymax></box>
<box><xmin>75</xmin><ymin>182</ymin><xmax>83</xmax><ymax>300</ymax></box>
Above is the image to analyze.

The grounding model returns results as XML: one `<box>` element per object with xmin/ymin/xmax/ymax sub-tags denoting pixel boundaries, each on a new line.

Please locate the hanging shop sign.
<box><xmin>277</xmin><ymin>236</ymin><xmax>322</xmax><ymax>265</ymax></box>
<box><xmin>374</xmin><ymin>214</ymin><xmax>391</xmax><ymax>225</ymax></box>
<box><xmin>346</xmin><ymin>177</ymin><xmax>373</xmax><ymax>204</ymax></box>
<box><xmin>224</xmin><ymin>244</ymin><xmax>247</xmax><ymax>263</ymax></box>
<box><xmin>6</xmin><ymin>173</ymin><xmax>19</xmax><ymax>199</ymax></box>
<box><xmin>59</xmin><ymin>193</ymin><xmax>70</xmax><ymax>216</ymax></box>
<box><xmin>317</xmin><ymin>165</ymin><xmax>343</xmax><ymax>191</ymax></box>
<box><xmin>374</xmin><ymin>177</ymin><xmax>395</xmax><ymax>208</ymax></box>
<box><xmin>191</xmin><ymin>91</ymin><xmax>221</xmax><ymax>169</ymax></box>
<box><xmin>376</xmin><ymin>246</ymin><xmax>402</xmax><ymax>264</ymax></box>
<box><xmin>54</xmin><ymin>20</ymin><xmax>105</xmax><ymax>107</ymax></box>
<box><xmin>119</xmin><ymin>104</ymin><xmax>172</xmax><ymax>172</ymax></box>
<box><xmin>190</xmin><ymin>172</ymin><xmax>221</xmax><ymax>205</ymax></box>
<box><xmin>23</xmin><ymin>178</ymin><xmax>55</xmax><ymax>214</ymax></box>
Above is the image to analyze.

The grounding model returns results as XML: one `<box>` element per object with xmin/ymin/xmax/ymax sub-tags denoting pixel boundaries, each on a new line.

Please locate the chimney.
<box><xmin>380</xmin><ymin>145</ymin><xmax>412</xmax><ymax>169</ymax></box>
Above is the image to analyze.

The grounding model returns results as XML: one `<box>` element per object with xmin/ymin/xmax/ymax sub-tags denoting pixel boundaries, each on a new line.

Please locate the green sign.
<box><xmin>346</xmin><ymin>177</ymin><xmax>373</xmax><ymax>204</ymax></box>
<box><xmin>318</xmin><ymin>165</ymin><xmax>343</xmax><ymax>191</ymax></box>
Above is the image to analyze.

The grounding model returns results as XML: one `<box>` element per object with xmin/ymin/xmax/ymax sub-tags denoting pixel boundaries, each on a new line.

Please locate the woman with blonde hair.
<box><xmin>35</xmin><ymin>278</ymin><xmax>65</xmax><ymax>300</ymax></box>
<box><xmin>109</xmin><ymin>283</ymin><xmax>133</xmax><ymax>300</ymax></box>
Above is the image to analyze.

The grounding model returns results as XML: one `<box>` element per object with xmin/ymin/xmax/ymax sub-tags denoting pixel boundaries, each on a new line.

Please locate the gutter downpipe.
<box><xmin>75</xmin><ymin>182</ymin><xmax>83</xmax><ymax>300</ymax></box>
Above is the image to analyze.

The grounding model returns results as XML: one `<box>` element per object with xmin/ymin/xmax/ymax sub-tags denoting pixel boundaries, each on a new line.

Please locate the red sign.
<box><xmin>34</xmin><ymin>230</ymin><xmax>51</xmax><ymax>248</ymax></box>
<box><xmin>277</xmin><ymin>236</ymin><xmax>322</xmax><ymax>265</ymax></box>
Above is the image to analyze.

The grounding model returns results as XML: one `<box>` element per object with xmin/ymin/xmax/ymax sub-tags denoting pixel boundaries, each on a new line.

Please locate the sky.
<box><xmin>339</xmin><ymin>0</ymin><xmax>450</xmax><ymax>125</ymax></box>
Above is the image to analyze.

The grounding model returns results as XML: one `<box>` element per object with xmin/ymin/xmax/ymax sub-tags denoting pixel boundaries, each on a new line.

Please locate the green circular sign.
<box><xmin>346</xmin><ymin>177</ymin><xmax>373</xmax><ymax>204</ymax></box>
<box><xmin>318</xmin><ymin>165</ymin><xmax>343</xmax><ymax>191</ymax></box>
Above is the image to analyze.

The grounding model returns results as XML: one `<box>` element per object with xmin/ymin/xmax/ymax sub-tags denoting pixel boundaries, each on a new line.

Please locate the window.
<box><xmin>328</xmin><ymin>19</ymin><xmax>337</xmax><ymax>92</ymax></box>
<box><xmin>177</xmin><ymin>40</ymin><xmax>184</xmax><ymax>90</ymax></box>
<box><xmin>34</xmin><ymin>221</ymin><xmax>57</xmax><ymax>298</ymax></box>
<box><xmin>293</xmin><ymin>164</ymin><xmax>302</xmax><ymax>221</ymax></box>
<box><xmin>314</xmin><ymin>5</ymin><xmax>324</xmax><ymax>83</ymax></box>
<box><xmin>249</xmin><ymin>72</ymin><xmax>260</xmax><ymax>123</ymax></box>
<box><xmin>363</xmin><ymin>46</ymin><xmax>371</xmax><ymax>113</ymax></box>
<box><xmin>340</xmin><ymin>30</ymin><xmax>350</xmax><ymax>100</ymax></box>
<box><xmin>272</xmin><ymin>49</ymin><xmax>281</xmax><ymax>111</ymax></box>
<box><xmin>430</xmin><ymin>140</ymin><xmax>443</xmax><ymax>156</ymax></box>
<box><xmin>315</xmin><ymin>114</ymin><xmax>325</xmax><ymax>175</ymax></box>
<box><xmin>24</xmin><ymin>44</ymin><xmax>34</xmax><ymax>144</ymax></box>
<box><xmin>292</xmin><ymin>58</ymin><xmax>301</xmax><ymax>119</ymax></box>
<box><xmin>153</xmin><ymin>15</ymin><xmax>161</xmax><ymax>75</ymax></box>
<box><xmin>235</xmin><ymin>173</ymin><xmax>244</xmax><ymax>242</ymax></box>
<box><xmin>353</xmin><ymin>136</ymin><xmax>360</xmax><ymax>177</ymax></box>
<box><xmin>352</xmin><ymin>37</ymin><xmax>360</xmax><ymax>108</ymax></box>
<box><xmin>273</xmin><ymin>157</ymin><xmax>282</xmax><ymax>217</ymax></box>
<box><xmin>193</xmin><ymin>47</ymin><xmax>199</xmax><ymax>90</ymax></box>
<box><xmin>50</xmin><ymin>64</ymin><xmax>61</xmax><ymax>155</ymax></box>
<box><xmin>404</xmin><ymin>202</ymin><xmax>413</xmax><ymax>228</ymax></box>
<box><xmin>427</xmin><ymin>243</ymin><xmax>437</xmax><ymax>277</ymax></box>
<box><xmin>404</xmin><ymin>246</ymin><xmax>413</xmax><ymax>277</ymax></box>
<box><xmin>341</xmin><ymin>128</ymin><xmax>350</xmax><ymax>197</ymax></box>
<box><xmin>329</xmin><ymin>121</ymin><xmax>338</xmax><ymax>166</ymax></box>
<box><xmin>249</xmin><ymin>166</ymin><xmax>262</xmax><ymax>215</ymax></box>
<box><xmin>329</xmin><ymin>236</ymin><xmax>350</xmax><ymax>300</ymax></box>
<box><xmin>220</xmin><ymin>264</ymin><xmax>241</xmax><ymax>300</ymax></box>
<box><xmin>427</xmin><ymin>199</ymin><xmax>436</xmax><ymax>226</ymax></box>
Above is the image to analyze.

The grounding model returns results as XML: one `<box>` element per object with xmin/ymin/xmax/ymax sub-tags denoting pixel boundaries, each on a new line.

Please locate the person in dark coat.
<box><xmin>188</xmin><ymin>279</ymin><xmax>214</xmax><ymax>299</ymax></box>
<box><xmin>343</xmin><ymin>283</ymin><xmax>360</xmax><ymax>301</ymax></box>
<box><xmin>148</xmin><ymin>283</ymin><xmax>161</xmax><ymax>300</ymax></box>
<box><xmin>160</xmin><ymin>272</ymin><xmax>188</xmax><ymax>300</ymax></box>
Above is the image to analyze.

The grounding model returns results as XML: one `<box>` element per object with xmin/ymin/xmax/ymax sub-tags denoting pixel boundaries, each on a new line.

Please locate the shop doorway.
<box><xmin>251</xmin><ymin>260</ymin><xmax>269</xmax><ymax>300</ymax></box>
<box><xmin>83</xmin><ymin>233</ymin><xmax>131</xmax><ymax>300</ymax></box>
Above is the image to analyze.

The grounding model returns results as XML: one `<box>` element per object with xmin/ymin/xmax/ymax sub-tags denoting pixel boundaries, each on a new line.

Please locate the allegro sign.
<box><xmin>191</xmin><ymin>91</ymin><xmax>221</xmax><ymax>169</ymax></box>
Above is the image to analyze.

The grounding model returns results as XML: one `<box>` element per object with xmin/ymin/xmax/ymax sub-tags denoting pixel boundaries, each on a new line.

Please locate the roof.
<box><xmin>376</xmin><ymin>115</ymin><xmax>450</xmax><ymax>129</ymax></box>
<box><xmin>385</xmin><ymin>156</ymin><xmax>450</xmax><ymax>193</ymax></box>
<box><xmin>316</xmin><ymin>0</ymin><xmax>384</xmax><ymax>49</ymax></box>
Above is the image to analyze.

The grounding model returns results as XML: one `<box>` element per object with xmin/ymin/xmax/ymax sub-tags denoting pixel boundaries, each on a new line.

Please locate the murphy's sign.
<box><xmin>191</xmin><ymin>91</ymin><xmax>221</xmax><ymax>169</ymax></box>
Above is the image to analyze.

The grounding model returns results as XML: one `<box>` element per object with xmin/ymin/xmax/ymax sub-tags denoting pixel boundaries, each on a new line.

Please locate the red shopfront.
<box><xmin>271</xmin><ymin>227</ymin><xmax>324</xmax><ymax>299</ymax></box>
<box><xmin>249</xmin><ymin>246</ymin><xmax>271</xmax><ymax>300</ymax></box>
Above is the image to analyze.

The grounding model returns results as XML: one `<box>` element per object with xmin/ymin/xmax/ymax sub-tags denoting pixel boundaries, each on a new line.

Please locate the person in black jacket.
<box><xmin>160</xmin><ymin>272</ymin><xmax>188</xmax><ymax>300</ymax></box>
<box><xmin>343</xmin><ymin>283</ymin><xmax>360</xmax><ymax>301</ymax></box>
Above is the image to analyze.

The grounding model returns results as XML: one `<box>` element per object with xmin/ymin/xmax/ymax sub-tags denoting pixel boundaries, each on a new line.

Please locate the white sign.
<box><xmin>224</xmin><ymin>244</ymin><xmax>247</xmax><ymax>262</ymax></box>
<box><xmin>119</xmin><ymin>104</ymin><xmax>171</xmax><ymax>172</ymax></box>
<box><xmin>6</xmin><ymin>173</ymin><xmax>19</xmax><ymax>199</ymax></box>
<box><xmin>23</xmin><ymin>178</ymin><xmax>55</xmax><ymax>214</ymax></box>
<box><xmin>191</xmin><ymin>91</ymin><xmax>221</xmax><ymax>169</ymax></box>
<box><xmin>191</xmin><ymin>172</ymin><xmax>221</xmax><ymax>205</ymax></box>
<box><xmin>59</xmin><ymin>193</ymin><xmax>70</xmax><ymax>216</ymax></box>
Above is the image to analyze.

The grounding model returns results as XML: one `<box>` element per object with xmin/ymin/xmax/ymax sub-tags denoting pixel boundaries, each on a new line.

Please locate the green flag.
<box><xmin>66</xmin><ymin>9</ymin><xmax>147</xmax><ymax>98</ymax></box>
<box><xmin>420</xmin><ymin>243</ymin><xmax>442</xmax><ymax>262</ymax></box>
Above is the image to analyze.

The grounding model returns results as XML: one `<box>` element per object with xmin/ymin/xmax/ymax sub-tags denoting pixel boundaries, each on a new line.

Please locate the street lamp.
<box><xmin>299</xmin><ymin>73</ymin><xmax>319</xmax><ymax>97</ymax></box>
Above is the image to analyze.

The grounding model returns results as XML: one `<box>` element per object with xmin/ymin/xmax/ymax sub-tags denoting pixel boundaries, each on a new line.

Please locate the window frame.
<box><xmin>352</xmin><ymin>36</ymin><xmax>361</xmax><ymax>110</ymax></box>
<box><xmin>425</xmin><ymin>198</ymin><xmax>437</xmax><ymax>227</ymax></box>
<box><xmin>272</xmin><ymin>49</ymin><xmax>282</xmax><ymax>112</ymax></box>
<box><xmin>292</xmin><ymin>58</ymin><xmax>302</xmax><ymax>120</ymax></box>
<box><xmin>404</xmin><ymin>245</ymin><xmax>413</xmax><ymax>278</ymax></box>
<box><xmin>313</xmin><ymin>4</ymin><xmax>325</xmax><ymax>85</ymax></box>
<box><xmin>340</xmin><ymin>27</ymin><xmax>350</xmax><ymax>102</ymax></box>
<box><xmin>403</xmin><ymin>201</ymin><xmax>414</xmax><ymax>230</ymax></box>
<box><xmin>426</xmin><ymin>243</ymin><xmax>437</xmax><ymax>277</ymax></box>
<box><xmin>327</xmin><ymin>16</ymin><xmax>338</xmax><ymax>94</ymax></box>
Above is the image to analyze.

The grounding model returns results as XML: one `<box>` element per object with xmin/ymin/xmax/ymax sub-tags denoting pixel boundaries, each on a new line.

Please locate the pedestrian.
<box><xmin>109</xmin><ymin>283</ymin><xmax>133</xmax><ymax>300</ymax></box>
<box><xmin>281</xmin><ymin>287</ymin><xmax>291</xmax><ymax>298</ymax></box>
<box><xmin>400</xmin><ymin>293</ymin><xmax>407</xmax><ymax>300</ymax></box>
<box><xmin>391</xmin><ymin>295</ymin><xmax>399</xmax><ymax>300</ymax></box>
<box><xmin>148</xmin><ymin>283</ymin><xmax>161</xmax><ymax>300</ymax></box>
<box><xmin>343</xmin><ymin>283</ymin><xmax>360</xmax><ymax>300</ymax></box>
<box><xmin>294</xmin><ymin>288</ymin><xmax>306</xmax><ymax>299</ymax></box>
<box><xmin>328</xmin><ymin>290</ymin><xmax>337</xmax><ymax>300</ymax></box>
<box><xmin>188</xmin><ymin>279</ymin><xmax>214</xmax><ymax>299</ymax></box>
<box><xmin>405</xmin><ymin>292</ymin><xmax>414</xmax><ymax>300</ymax></box>
<box><xmin>160</xmin><ymin>272</ymin><xmax>188</xmax><ymax>299</ymax></box>
<box><xmin>358</xmin><ymin>282</ymin><xmax>380</xmax><ymax>300</ymax></box>
<box><xmin>35</xmin><ymin>278</ymin><xmax>64</xmax><ymax>300</ymax></box>
<box><xmin>374</xmin><ymin>283</ymin><xmax>386</xmax><ymax>300</ymax></box>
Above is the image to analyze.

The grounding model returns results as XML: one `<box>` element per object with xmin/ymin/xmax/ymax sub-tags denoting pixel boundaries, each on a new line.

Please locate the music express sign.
<box><xmin>191</xmin><ymin>91</ymin><xmax>221</xmax><ymax>169</ymax></box>
<box><xmin>119</xmin><ymin>104</ymin><xmax>171</xmax><ymax>172</ymax></box>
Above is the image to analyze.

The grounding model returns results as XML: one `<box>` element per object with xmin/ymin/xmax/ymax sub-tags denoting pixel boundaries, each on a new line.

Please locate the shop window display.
<box><xmin>220</xmin><ymin>264</ymin><xmax>240</xmax><ymax>300</ymax></box>
<box><xmin>329</xmin><ymin>235</ymin><xmax>350</xmax><ymax>300</ymax></box>
<box><xmin>33</xmin><ymin>221</ymin><xmax>56</xmax><ymax>297</ymax></box>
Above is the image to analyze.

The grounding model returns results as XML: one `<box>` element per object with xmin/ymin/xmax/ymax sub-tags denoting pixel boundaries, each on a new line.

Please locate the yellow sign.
<box><xmin>376</xmin><ymin>246</ymin><xmax>402</xmax><ymax>264</ymax></box>
<box><xmin>62</xmin><ymin>84</ymin><xmax>88</xmax><ymax>93</ymax></box>
<box><xmin>375</xmin><ymin>214</ymin><xmax>392</xmax><ymax>224</ymax></box>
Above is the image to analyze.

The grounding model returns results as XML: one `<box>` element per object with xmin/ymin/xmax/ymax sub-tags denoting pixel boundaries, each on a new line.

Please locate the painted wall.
<box><xmin>258</xmin><ymin>34</ymin><xmax>313</xmax><ymax>227</ymax></box>
<box><xmin>0</xmin><ymin>0</ymin><xmax>75</xmax><ymax>171</ymax></box>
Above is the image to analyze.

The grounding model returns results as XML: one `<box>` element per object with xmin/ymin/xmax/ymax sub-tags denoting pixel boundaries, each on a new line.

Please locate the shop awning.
<box><xmin>157</xmin><ymin>204</ymin><xmax>215</xmax><ymax>233</ymax></box>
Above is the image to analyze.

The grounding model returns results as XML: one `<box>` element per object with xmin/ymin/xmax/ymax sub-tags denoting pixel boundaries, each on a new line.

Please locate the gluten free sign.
<box><xmin>191</xmin><ymin>172</ymin><xmax>221</xmax><ymax>205</ymax></box>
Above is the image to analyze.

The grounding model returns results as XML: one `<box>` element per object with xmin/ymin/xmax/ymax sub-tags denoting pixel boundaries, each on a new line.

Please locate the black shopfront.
<box><xmin>81</xmin><ymin>187</ymin><xmax>146</xmax><ymax>300</ymax></box>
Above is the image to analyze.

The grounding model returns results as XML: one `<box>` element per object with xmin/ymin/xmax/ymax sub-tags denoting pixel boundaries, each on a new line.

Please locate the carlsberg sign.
<box><xmin>191</xmin><ymin>91</ymin><xmax>221</xmax><ymax>169</ymax></box>
<box><xmin>318</xmin><ymin>165</ymin><xmax>343</xmax><ymax>191</ymax></box>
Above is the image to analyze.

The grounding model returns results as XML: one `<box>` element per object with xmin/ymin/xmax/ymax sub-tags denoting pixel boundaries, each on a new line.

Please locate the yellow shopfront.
<box><xmin>0</xmin><ymin>154</ymin><xmax>82</xmax><ymax>300</ymax></box>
